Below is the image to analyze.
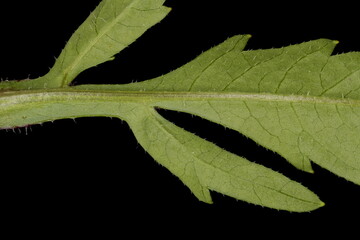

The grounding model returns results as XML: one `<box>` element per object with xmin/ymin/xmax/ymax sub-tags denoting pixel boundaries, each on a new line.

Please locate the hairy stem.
<box><xmin>1</xmin><ymin>86</ymin><xmax>359</xmax><ymax>129</ymax></box>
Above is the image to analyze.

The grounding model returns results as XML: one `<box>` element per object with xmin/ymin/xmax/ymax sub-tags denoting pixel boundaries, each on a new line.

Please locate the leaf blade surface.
<box><xmin>1</xmin><ymin>0</ymin><xmax>359</xmax><ymax>211</ymax></box>
<box><xmin>76</xmin><ymin>35</ymin><xmax>360</xmax><ymax>184</ymax></box>
<box><xmin>126</xmin><ymin>106</ymin><xmax>324</xmax><ymax>211</ymax></box>
<box><xmin>0</xmin><ymin>0</ymin><xmax>170</xmax><ymax>90</ymax></box>
<box><xmin>50</xmin><ymin>0</ymin><xmax>170</xmax><ymax>87</ymax></box>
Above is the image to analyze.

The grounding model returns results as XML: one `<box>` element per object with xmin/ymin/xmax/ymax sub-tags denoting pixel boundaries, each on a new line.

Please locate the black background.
<box><xmin>1</xmin><ymin>0</ymin><xmax>359</xmax><ymax>235</ymax></box>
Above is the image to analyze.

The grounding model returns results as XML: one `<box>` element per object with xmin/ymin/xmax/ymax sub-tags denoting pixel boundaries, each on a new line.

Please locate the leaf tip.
<box><xmin>165</xmin><ymin>6</ymin><xmax>172</xmax><ymax>13</ymax></box>
<box><xmin>333</xmin><ymin>40</ymin><xmax>340</xmax><ymax>45</ymax></box>
<box><xmin>309</xmin><ymin>198</ymin><xmax>326</xmax><ymax>212</ymax></box>
<box><xmin>307</xmin><ymin>169</ymin><xmax>315</xmax><ymax>174</ymax></box>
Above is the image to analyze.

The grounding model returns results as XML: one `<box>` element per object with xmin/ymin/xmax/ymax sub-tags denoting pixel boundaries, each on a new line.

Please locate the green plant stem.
<box><xmin>1</xmin><ymin>85</ymin><xmax>359</xmax><ymax>129</ymax></box>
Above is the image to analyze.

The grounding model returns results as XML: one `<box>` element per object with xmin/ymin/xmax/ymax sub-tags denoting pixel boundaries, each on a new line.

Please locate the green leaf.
<box><xmin>1</xmin><ymin>0</ymin><xmax>170</xmax><ymax>90</ymax></box>
<box><xmin>47</xmin><ymin>0</ymin><xmax>170</xmax><ymax>87</ymax></box>
<box><xmin>0</xmin><ymin>90</ymin><xmax>324</xmax><ymax>211</ymax></box>
<box><xmin>81</xmin><ymin>35</ymin><xmax>359</xmax><ymax>185</ymax></box>
<box><xmin>127</xmin><ymin>106</ymin><xmax>323</xmax><ymax>211</ymax></box>
<box><xmin>1</xmin><ymin>0</ymin><xmax>359</xmax><ymax>212</ymax></box>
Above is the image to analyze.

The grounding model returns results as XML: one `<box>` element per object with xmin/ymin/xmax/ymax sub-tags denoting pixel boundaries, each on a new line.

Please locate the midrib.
<box><xmin>1</xmin><ymin>88</ymin><xmax>359</xmax><ymax>107</ymax></box>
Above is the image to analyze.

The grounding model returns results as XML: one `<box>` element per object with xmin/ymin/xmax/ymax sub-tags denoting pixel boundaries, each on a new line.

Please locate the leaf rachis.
<box><xmin>1</xmin><ymin>0</ymin><xmax>359</xmax><ymax>212</ymax></box>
